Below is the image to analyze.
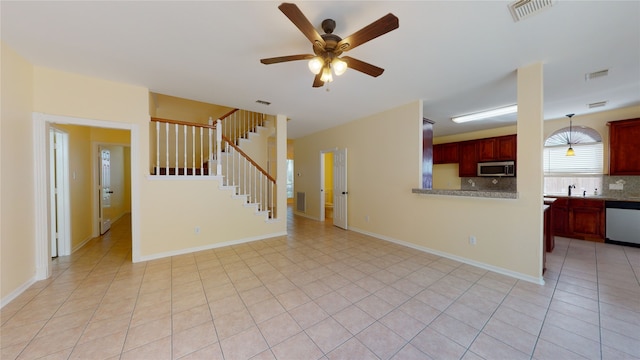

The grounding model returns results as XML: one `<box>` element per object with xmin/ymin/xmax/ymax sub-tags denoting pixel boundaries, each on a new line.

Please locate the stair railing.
<box><xmin>150</xmin><ymin>116</ymin><xmax>276</xmax><ymax>219</ymax></box>
<box><xmin>150</xmin><ymin>117</ymin><xmax>216</xmax><ymax>176</ymax></box>
<box><xmin>219</xmin><ymin>109</ymin><xmax>267</xmax><ymax>145</ymax></box>
<box><xmin>221</xmin><ymin>135</ymin><xmax>276</xmax><ymax>219</ymax></box>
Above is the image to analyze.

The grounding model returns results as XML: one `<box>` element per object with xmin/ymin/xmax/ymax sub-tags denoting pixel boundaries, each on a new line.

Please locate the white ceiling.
<box><xmin>2</xmin><ymin>1</ymin><xmax>639</xmax><ymax>138</ymax></box>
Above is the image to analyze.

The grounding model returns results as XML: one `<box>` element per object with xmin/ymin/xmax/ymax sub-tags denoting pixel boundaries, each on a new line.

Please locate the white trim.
<box><xmin>349</xmin><ymin>226</ymin><xmax>545</xmax><ymax>285</ymax></box>
<box><xmin>1</xmin><ymin>276</ymin><xmax>37</xmax><ymax>309</ymax></box>
<box><xmin>33</xmin><ymin>112</ymin><xmax>141</xmax><ymax>270</ymax></box>
<box><xmin>33</xmin><ymin>114</ymin><xmax>51</xmax><ymax>280</ymax></box>
<box><xmin>137</xmin><ymin>231</ymin><xmax>287</xmax><ymax>263</ymax></box>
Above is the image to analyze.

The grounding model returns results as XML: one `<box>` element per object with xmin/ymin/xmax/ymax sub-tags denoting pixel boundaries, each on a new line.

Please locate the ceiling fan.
<box><xmin>260</xmin><ymin>2</ymin><xmax>399</xmax><ymax>88</ymax></box>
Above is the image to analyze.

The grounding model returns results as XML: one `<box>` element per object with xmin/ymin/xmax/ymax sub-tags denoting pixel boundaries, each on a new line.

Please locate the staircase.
<box><xmin>150</xmin><ymin>109</ymin><xmax>277</xmax><ymax>220</ymax></box>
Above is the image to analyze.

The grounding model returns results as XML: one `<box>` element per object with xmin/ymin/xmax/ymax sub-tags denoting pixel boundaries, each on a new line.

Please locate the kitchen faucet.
<box><xmin>568</xmin><ymin>184</ymin><xmax>576</xmax><ymax>196</ymax></box>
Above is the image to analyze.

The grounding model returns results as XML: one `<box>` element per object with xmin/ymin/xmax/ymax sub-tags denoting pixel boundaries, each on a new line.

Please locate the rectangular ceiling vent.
<box><xmin>588</xmin><ymin>101</ymin><xmax>608</xmax><ymax>109</ymax></box>
<box><xmin>509</xmin><ymin>0</ymin><xmax>554</xmax><ymax>22</ymax></box>
<box><xmin>585</xmin><ymin>69</ymin><xmax>609</xmax><ymax>81</ymax></box>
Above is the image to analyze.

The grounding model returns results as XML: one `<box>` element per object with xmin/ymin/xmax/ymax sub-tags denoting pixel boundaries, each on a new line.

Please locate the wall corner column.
<box><xmin>276</xmin><ymin>114</ymin><xmax>287</xmax><ymax>222</ymax></box>
<box><xmin>517</xmin><ymin>62</ymin><xmax>545</xmax><ymax>281</ymax></box>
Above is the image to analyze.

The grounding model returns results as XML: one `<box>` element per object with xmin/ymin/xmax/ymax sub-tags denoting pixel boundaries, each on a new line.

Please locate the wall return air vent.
<box><xmin>509</xmin><ymin>0</ymin><xmax>554</xmax><ymax>22</ymax></box>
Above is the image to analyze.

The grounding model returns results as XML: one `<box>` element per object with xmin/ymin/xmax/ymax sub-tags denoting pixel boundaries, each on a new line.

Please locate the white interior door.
<box><xmin>49</xmin><ymin>129</ymin><xmax>70</xmax><ymax>257</ymax></box>
<box><xmin>333</xmin><ymin>148</ymin><xmax>348</xmax><ymax>229</ymax></box>
<box><xmin>99</xmin><ymin>148</ymin><xmax>112</xmax><ymax>234</ymax></box>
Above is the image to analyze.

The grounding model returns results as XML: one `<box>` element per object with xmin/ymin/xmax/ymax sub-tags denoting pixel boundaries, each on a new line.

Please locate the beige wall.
<box><xmin>151</xmin><ymin>92</ymin><xmax>234</xmax><ymax>124</ymax></box>
<box><xmin>1</xmin><ymin>42</ymin><xmax>36</xmax><ymax>300</ymax></box>
<box><xmin>294</xmin><ymin>64</ymin><xmax>546</xmax><ymax>282</ymax></box>
<box><xmin>53</xmin><ymin>124</ymin><xmax>94</xmax><ymax>250</ymax></box>
<box><xmin>2</xmin><ymin>49</ymin><xmax>286</xmax><ymax>303</ymax></box>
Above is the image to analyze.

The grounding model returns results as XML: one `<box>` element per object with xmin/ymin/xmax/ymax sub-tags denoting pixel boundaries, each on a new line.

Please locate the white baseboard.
<box><xmin>72</xmin><ymin>235</ymin><xmax>94</xmax><ymax>254</ymax></box>
<box><xmin>349</xmin><ymin>226</ymin><xmax>544</xmax><ymax>285</ymax></box>
<box><xmin>1</xmin><ymin>276</ymin><xmax>37</xmax><ymax>309</ymax></box>
<box><xmin>135</xmin><ymin>231</ymin><xmax>287</xmax><ymax>263</ymax></box>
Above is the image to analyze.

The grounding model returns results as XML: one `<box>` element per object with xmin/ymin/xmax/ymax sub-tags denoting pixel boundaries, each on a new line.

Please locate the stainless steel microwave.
<box><xmin>477</xmin><ymin>161</ymin><xmax>515</xmax><ymax>177</ymax></box>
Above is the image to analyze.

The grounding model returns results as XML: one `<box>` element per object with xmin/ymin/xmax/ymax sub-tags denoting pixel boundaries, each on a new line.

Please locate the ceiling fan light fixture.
<box><xmin>332</xmin><ymin>58</ymin><xmax>347</xmax><ymax>76</ymax></box>
<box><xmin>451</xmin><ymin>105</ymin><xmax>518</xmax><ymax>123</ymax></box>
<box><xmin>308</xmin><ymin>57</ymin><xmax>323</xmax><ymax>75</ymax></box>
<box><xmin>320</xmin><ymin>66</ymin><xmax>333</xmax><ymax>83</ymax></box>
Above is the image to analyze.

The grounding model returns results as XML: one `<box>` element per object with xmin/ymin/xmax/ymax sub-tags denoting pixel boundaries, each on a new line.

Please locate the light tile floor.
<box><xmin>1</xmin><ymin>208</ymin><xmax>639</xmax><ymax>359</ymax></box>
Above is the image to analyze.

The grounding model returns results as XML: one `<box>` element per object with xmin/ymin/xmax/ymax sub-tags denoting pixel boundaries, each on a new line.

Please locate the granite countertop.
<box><xmin>543</xmin><ymin>193</ymin><xmax>640</xmax><ymax>202</ymax></box>
<box><xmin>412</xmin><ymin>188</ymin><xmax>518</xmax><ymax>199</ymax></box>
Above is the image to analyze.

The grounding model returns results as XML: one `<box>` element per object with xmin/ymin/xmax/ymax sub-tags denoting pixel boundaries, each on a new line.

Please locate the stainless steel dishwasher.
<box><xmin>605</xmin><ymin>201</ymin><xmax>640</xmax><ymax>247</ymax></box>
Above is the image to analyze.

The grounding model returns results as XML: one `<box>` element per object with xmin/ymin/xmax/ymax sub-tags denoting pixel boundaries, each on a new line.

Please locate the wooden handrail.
<box><xmin>219</xmin><ymin>109</ymin><xmax>239</xmax><ymax>121</ymax></box>
<box><xmin>151</xmin><ymin>117</ymin><xmax>216</xmax><ymax>130</ymax></box>
<box><xmin>222</xmin><ymin>135</ymin><xmax>276</xmax><ymax>183</ymax></box>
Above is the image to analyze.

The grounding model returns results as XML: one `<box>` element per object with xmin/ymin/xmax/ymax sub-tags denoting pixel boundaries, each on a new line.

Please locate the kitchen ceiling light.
<box><xmin>566</xmin><ymin>113</ymin><xmax>575</xmax><ymax>156</ymax></box>
<box><xmin>451</xmin><ymin>105</ymin><xmax>518</xmax><ymax>123</ymax></box>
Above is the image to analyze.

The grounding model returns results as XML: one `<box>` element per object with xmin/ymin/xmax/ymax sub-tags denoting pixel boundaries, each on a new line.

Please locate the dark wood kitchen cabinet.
<box><xmin>571</xmin><ymin>199</ymin><xmax>605</xmax><ymax>241</ymax></box>
<box><xmin>551</xmin><ymin>197</ymin><xmax>570</xmax><ymax>237</ymax></box>
<box><xmin>609</xmin><ymin>118</ymin><xmax>640</xmax><ymax>175</ymax></box>
<box><xmin>458</xmin><ymin>140</ymin><xmax>478</xmax><ymax>177</ymax></box>
<box><xmin>478</xmin><ymin>135</ymin><xmax>517</xmax><ymax>162</ymax></box>
<box><xmin>433</xmin><ymin>142</ymin><xmax>459</xmax><ymax>164</ymax></box>
<box><xmin>550</xmin><ymin>197</ymin><xmax>605</xmax><ymax>242</ymax></box>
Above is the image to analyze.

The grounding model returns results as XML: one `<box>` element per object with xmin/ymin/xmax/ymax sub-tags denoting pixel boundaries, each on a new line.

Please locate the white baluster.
<box><xmin>165</xmin><ymin>122</ymin><xmax>169</xmax><ymax>175</ymax></box>
<box><xmin>192</xmin><ymin>126</ymin><xmax>195</xmax><ymax>175</ymax></box>
<box><xmin>174</xmin><ymin>124</ymin><xmax>179</xmax><ymax>175</ymax></box>
<box><xmin>155</xmin><ymin>121</ymin><xmax>159</xmax><ymax>175</ymax></box>
<box><xmin>216</xmin><ymin>120</ymin><xmax>222</xmax><ymax>176</ymax></box>
<box><xmin>200</xmin><ymin>127</ymin><xmax>203</xmax><ymax>176</ymax></box>
<box><xmin>183</xmin><ymin>124</ymin><xmax>187</xmax><ymax>175</ymax></box>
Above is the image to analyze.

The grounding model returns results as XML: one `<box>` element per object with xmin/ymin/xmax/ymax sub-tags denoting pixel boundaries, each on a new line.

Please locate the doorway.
<box><xmin>34</xmin><ymin>113</ymin><xmax>138</xmax><ymax>281</ymax></box>
<box><xmin>320</xmin><ymin>148</ymin><xmax>348</xmax><ymax>229</ymax></box>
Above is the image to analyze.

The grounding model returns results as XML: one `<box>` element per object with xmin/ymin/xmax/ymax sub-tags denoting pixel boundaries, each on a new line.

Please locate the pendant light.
<box><xmin>566</xmin><ymin>113</ymin><xmax>575</xmax><ymax>156</ymax></box>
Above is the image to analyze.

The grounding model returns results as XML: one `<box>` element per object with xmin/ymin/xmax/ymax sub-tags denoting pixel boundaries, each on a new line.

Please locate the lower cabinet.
<box><xmin>551</xmin><ymin>198</ymin><xmax>605</xmax><ymax>241</ymax></box>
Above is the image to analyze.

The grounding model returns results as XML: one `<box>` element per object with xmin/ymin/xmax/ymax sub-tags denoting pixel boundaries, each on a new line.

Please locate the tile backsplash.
<box><xmin>601</xmin><ymin>175</ymin><xmax>640</xmax><ymax>198</ymax></box>
<box><xmin>460</xmin><ymin>175</ymin><xmax>640</xmax><ymax>198</ymax></box>
<box><xmin>461</xmin><ymin>177</ymin><xmax>517</xmax><ymax>192</ymax></box>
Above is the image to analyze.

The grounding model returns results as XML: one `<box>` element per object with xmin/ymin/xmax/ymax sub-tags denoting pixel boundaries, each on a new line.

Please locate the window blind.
<box><xmin>543</xmin><ymin>142</ymin><xmax>603</xmax><ymax>175</ymax></box>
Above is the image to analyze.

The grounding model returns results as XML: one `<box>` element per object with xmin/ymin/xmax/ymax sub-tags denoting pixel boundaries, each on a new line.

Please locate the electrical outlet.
<box><xmin>609</xmin><ymin>183</ymin><xmax>624</xmax><ymax>190</ymax></box>
<box><xmin>469</xmin><ymin>236</ymin><xmax>477</xmax><ymax>245</ymax></box>
<box><xmin>195</xmin><ymin>226</ymin><xmax>201</xmax><ymax>234</ymax></box>
<box><xmin>365</xmin><ymin>215</ymin><xmax>370</xmax><ymax>223</ymax></box>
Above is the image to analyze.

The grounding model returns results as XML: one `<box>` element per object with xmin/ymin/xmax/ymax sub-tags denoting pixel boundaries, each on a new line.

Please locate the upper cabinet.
<box><xmin>609</xmin><ymin>118</ymin><xmax>640</xmax><ymax>175</ymax></box>
<box><xmin>433</xmin><ymin>142</ymin><xmax>459</xmax><ymax>164</ymax></box>
<box><xmin>433</xmin><ymin>134</ymin><xmax>517</xmax><ymax>177</ymax></box>
<box><xmin>458</xmin><ymin>140</ymin><xmax>478</xmax><ymax>177</ymax></box>
<box><xmin>478</xmin><ymin>135</ymin><xmax>517</xmax><ymax>162</ymax></box>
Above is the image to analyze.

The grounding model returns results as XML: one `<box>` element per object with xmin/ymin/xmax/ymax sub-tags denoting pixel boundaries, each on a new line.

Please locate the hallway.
<box><xmin>1</xmin><ymin>210</ymin><xmax>639</xmax><ymax>359</ymax></box>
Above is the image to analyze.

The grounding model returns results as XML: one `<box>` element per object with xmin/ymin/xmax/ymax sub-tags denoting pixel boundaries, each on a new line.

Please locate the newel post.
<box><xmin>216</xmin><ymin>119</ymin><xmax>222</xmax><ymax>176</ymax></box>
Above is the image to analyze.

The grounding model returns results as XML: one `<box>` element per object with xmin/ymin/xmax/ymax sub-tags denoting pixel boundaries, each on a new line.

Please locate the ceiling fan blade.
<box><xmin>337</xmin><ymin>13</ymin><xmax>399</xmax><ymax>52</ymax></box>
<box><xmin>312</xmin><ymin>73</ymin><xmax>324</xmax><ymax>87</ymax></box>
<box><xmin>342</xmin><ymin>56</ymin><xmax>384</xmax><ymax>77</ymax></box>
<box><xmin>260</xmin><ymin>54</ymin><xmax>315</xmax><ymax>65</ymax></box>
<box><xmin>279</xmin><ymin>3</ymin><xmax>326</xmax><ymax>50</ymax></box>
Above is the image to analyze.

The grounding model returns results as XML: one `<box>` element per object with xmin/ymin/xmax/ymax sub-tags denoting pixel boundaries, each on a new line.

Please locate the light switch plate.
<box><xmin>609</xmin><ymin>183</ymin><xmax>624</xmax><ymax>190</ymax></box>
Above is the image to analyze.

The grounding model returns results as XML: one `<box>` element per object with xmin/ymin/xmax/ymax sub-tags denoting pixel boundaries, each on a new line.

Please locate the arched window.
<box><xmin>544</xmin><ymin>126</ymin><xmax>603</xmax><ymax>175</ymax></box>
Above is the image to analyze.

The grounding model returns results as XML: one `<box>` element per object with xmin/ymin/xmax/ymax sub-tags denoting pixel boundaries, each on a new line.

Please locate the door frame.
<box><xmin>49</xmin><ymin>128</ymin><xmax>71</xmax><ymax>257</ymax></box>
<box><xmin>319</xmin><ymin>148</ymin><xmax>337</xmax><ymax>222</ymax></box>
<box><xmin>34</xmin><ymin>112</ymin><xmax>139</xmax><ymax>281</ymax></box>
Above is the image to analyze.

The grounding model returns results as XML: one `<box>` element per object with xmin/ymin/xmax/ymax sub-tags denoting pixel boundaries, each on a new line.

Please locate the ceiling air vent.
<box><xmin>256</xmin><ymin>100</ymin><xmax>271</xmax><ymax>105</ymax></box>
<box><xmin>509</xmin><ymin>0</ymin><xmax>554</xmax><ymax>22</ymax></box>
<box><xmin>588</xmin><ymin>101</ymin><xmax>607</xmax><ymax>109</ymax></box>
<box><xmin>585</xmin><ymin>69</ymin><xmax>609</xmax><ymax>81</ymax></box>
